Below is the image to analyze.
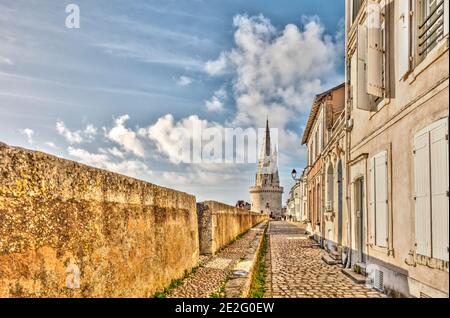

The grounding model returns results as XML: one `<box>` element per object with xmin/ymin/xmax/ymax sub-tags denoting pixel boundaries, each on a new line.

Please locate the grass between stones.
<box><xmin>249</xmin><ymin>229</ymin><xmax>268</xmax><ymax>298</ymax></box>
<box><xmin>152</xmin><ymin>266</ymin><xmax>200</xmax><ymax>298</ymax></box>
<box><xmin>210</xmin><ymin>275</ymin><xmax>230</xmax><ymax>298</ymax></box>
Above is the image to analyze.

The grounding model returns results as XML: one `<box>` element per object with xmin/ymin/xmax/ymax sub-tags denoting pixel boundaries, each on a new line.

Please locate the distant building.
<box><xmin>301</xmin><ymin>83</ymin><xmax>345</xmax><ymax>243</ymax></box>
<box><xmin>235</xmin><ymin>200</ymin><xmax>251</xmax><ymax>210</ymax></box>
<box><xmin>250</xmin><ymin>119</ymin><xmax>284</xmax><ymax>216</ymax></box>
<box><xmin>286</xmin><ymin>169</ymin><xmax>308</xmax><ymax>222</ymax></box>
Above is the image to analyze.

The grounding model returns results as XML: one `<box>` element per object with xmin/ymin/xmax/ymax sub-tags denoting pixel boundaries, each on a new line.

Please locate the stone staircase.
<box><xmin>321</xmin><ymin>246</ymin><xmax>343</xmax><ymax>266</ymax></box>
<box><xmin>341</xmin><ymin>262</ymin><xmax>368</xmax><ymax>285</ymax></box>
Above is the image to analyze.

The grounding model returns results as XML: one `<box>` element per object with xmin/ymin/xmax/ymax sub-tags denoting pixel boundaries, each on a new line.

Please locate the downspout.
<box><xmin>344</xmin><ymin>3</ymin><xmax>352</xmax><ymax>269</ymax></box>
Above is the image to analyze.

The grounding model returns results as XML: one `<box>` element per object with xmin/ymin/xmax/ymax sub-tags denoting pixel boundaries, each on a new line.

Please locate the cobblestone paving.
<box><xmin>169</xmin><ymin>224</ymin><xmax>265</xmax><ymax>298</ymax></box>
<box><xmin>264</xmin><ymin>221</ymin><xmax>384</xmax><ymax>298</ymax></box>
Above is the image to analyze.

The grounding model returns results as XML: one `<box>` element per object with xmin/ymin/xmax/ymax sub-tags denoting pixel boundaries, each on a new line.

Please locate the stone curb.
<box><xmin>224</xmin><ymin>221</ymin><xmax>268</xmax><ymax>298</ymax></box>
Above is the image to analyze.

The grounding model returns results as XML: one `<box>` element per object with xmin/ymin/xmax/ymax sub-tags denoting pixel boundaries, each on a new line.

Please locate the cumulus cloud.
<box><xmin>68</xmin><ymin>147</ymin><xmax>109</xmax><ymax>166</ymax></box>
<box><xmin>56</xmin><ymin>121</ymin><xmax>97</xmax><ymax>144</ymax></box>
<box><xmin>204</xmin><ymin>13</ymin><xmax>344</xmax><ymax>162</ymax></box>
<box><xmin>204</xmin><ymin>52</ymin><xmax>229</xmax><ymax>75</ymax></box>
<box><xmin>176</xmin><ymin>76</ymin><xmax>193</xmax><ymax>87</ymax></box>
<box><xmin>140</xmin><ymin>114</ymin><xmax>217</xmax><ymax>164</ymax></box>
<box><xmin>205</xmin><ymin>96</ymin><xmax>224</xmax><ymax>112</ymax></box>
<box><xmin>100</xmin><ymin>147</ymin><xmax>125</xmax><ymax>159</ymax></box>
<box><xmin>104</xmin><ymin>115</ymin><xmax>146</xmax><ymax>158</ymax></box>
<box><xmin>68</xmin><ymin>146</ymin><xmax>152</xmax><ymax>180</ymax></box>
<box><xmin>20</xmin><ymin>128</ymin><xmax>34</xmax><ymax>144</ymax></box>
<box><xmin>205</xmin><ymin>87</ymin><xmax>228</xmax><ymax>112</ymax></box>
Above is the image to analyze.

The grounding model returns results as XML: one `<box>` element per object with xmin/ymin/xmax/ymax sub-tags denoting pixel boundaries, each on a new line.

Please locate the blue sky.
<box><xmin>0</xmin><ymin>0</ymin><xmax>344</xmax><ymax>204</ymax></box>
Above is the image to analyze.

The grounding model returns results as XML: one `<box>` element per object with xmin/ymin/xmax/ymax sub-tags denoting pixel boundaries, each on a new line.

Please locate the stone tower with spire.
<box><xmin>250</xmin><ymin>119</ymin><xmax>284</xmax><ymax>216</ymax></box>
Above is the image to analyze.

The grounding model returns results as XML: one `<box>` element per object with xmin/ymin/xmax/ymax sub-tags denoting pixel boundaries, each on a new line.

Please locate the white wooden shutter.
<box><xmin>414</xmin><ymin>130</ymin><xmax>432</xmax><ymax>257</ymax></box>
<box><xmin>350</xmin><ymin>52</ymin><xmax>358</xmax><ymax>108</ymax></box>
<box><xmin>374</xmin><ymin>151</ymin><xmax>388</xmax><ymax>247</ymax></box>
<box><xmin>369</xmin><ymin>157</ymin><xmax>376</xmax><ymax>244</ymax></box>
<box><xmin>367</xmin><ymin>0</ymin><xmax>384</xmax><ymax>97</ymax></box>
<box><xmin>397</xmin><ymin>0</ymin><xmax>411</xmax><ymax>79</ymax></box>
<box><xmin>430</xmin><ymin>119</ymin><xmax>449</xmax><ymax>261</ymax></box>
<box><xmin>357</xmin><ymin>24</ymin><xmax>371</xmax><ymax>111</ymax></box>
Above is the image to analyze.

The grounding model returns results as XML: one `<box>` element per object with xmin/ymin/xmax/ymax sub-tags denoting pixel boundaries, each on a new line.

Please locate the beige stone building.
<box><xmin>286</xmin><ymin>173</ymin><xmax>307</xmax><ymax>222</ymax></box>
<box><xmin>344</xmin><ymin>0</ymin><xmax>449</xmax><ymax>297</ymax></box>
<box><xmin>250</xmin><ymin>119</ymin><xmax>284</xmax><ymax>216</ymax></box>
<box><xmin>302</xmin><ymin>83</ymin><xmax>346</xmax><ymax>244</ymax></box>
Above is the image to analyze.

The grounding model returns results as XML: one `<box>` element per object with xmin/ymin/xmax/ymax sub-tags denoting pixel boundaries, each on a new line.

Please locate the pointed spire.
<box><xmin>265</xmin><ymin>117</ymin><xmax>271</xmax><ymax>157</ymax></box>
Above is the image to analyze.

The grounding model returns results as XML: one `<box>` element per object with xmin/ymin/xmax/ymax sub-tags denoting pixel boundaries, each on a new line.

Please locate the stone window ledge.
<box><xmin>405</xmin><ymin>250</ymin><xmax>449</xmax><ymax>272</ymax></box>
<box><xmin>407</xmin><ymin>37</ymin><xmax>449</xmax><ymax>85</ymax></box>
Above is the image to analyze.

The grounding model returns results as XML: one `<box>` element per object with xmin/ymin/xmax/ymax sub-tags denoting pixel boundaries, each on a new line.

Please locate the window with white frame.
<box><xmin>413</xmin><ymin>118</ymin><xmax>449</xmax><ymax>261</ymax></box>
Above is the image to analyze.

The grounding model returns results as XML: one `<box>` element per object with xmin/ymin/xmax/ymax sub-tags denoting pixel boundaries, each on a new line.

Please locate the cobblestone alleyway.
<box><xmin>264</xmin><ymin>221</ymin><xmax>384</xmax><ymax>298</ymax></box>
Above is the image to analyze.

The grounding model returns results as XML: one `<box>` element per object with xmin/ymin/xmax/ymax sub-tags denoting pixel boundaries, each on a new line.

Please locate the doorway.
<box><xmin>355</xmin><ymin>177</ymin><xmax>366</xmax><ymax>263</ymax></box>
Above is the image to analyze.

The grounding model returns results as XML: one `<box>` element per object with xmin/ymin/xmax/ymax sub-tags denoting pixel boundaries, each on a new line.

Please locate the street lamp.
<box><xmin>291</xmin><ymin>169</ymin><xmax>299</xmax><ymax>181</ymax></box>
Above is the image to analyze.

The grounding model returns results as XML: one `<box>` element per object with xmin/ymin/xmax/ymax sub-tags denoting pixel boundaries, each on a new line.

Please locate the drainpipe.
<box><xmin>344</xmin><ymin>9</ymin><xmax>352</xmax><ymax>269</ymax></box>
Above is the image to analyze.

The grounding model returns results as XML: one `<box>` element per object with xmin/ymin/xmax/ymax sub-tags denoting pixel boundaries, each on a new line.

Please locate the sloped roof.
<box><xmin>301</xmin><ymin>83</ymin><xmax>345</xmax><ymax>145</ymax></box>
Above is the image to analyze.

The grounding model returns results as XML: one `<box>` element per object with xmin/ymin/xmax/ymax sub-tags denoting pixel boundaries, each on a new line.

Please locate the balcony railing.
<box><xmin>418</xmin><ymin>0</ymin><xmax>445</xmax><ymax>59</ymax></box>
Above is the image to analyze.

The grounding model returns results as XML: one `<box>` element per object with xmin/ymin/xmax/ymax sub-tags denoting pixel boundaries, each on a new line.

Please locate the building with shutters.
<box><xmin>302</xmin><ymin>83</ymin><xmax>346</xmax><ymax>244</ymax></box>
<box><xmin>344</xmin><ymin>0</ymin><xmax>448</xmax><ymax>297</ymax></box>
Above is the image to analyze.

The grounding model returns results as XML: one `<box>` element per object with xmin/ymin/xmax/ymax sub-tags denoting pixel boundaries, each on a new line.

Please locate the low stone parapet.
<box><xmin>197</xmin><ymin>201</ymin><xmax>268</xmax><ymax>255</ymax></box>
<box><xmin>0</xmin><ymin>142</ymin><xmax>199</xmax><ymax>297</ymax></box>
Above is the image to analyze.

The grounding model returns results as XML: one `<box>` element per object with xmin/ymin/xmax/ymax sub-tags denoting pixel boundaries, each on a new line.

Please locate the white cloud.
<box><xmin>68</xmin><ymin>147</ymin><xmax>109</xmax><ymax>166</ymax></box>
<box><xmin>84</xmin><ymin>124</ymin><xmax>97</xmax><ymax>139</ymax></box>
<box><xmin>44</xmin><ymin>141</ymin><xmax>57</xmax><ymax>148</ymax></box>
<box><xmin>67</xmin><ymin>146</ymin><xmax>152</xmax><ymax>180</ymax></box>
<box><xmin>205</xmin><ymin>14</ymin><xmax>344</xmax><ymax>162</ymax></box>
<box><xmin>176</xmin><ymin>76</ymin><xmax>193</xmax><ymax>87</ymax></box>
<box><xmin>205</xmin><ymin>96</ymin><xmax>224</xmax><ymax>112</ymax></box>
<box><xmin>105</xmin><ymin>115</ymin><xmax>146</xmax><ymax>158</ymax></box>
<box><xmin>100</xmin><ymin>147</ymin><xmax>125</xmax><ymax>159</ymax></box>
<box><xmin>0</xmin><ymin>56</ymin><xmax>14</xmax><ymax>65</ymax></box>
<box><xmin>140</xmin><ymin>114</ymin><xmax>214</xmax><ymax>164</ymax></box>
<box><xmin>204</xmin><ymin>52</ymin><xmax>229</xmax><ymax>75</ymax></box>
<box><xmin>20</xmin><ymin>128</ymin><xmax>34</xmax><ymax>144</ymax></box>
<box><xmin>205</xmin><ymin>87</ymin><xmax>228</xmax><ymax>112</ymax></box>
<box><xmin>56</xmin><ymin>121</ymin><xmax>97</xmax><ymax>144</ymax></box>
